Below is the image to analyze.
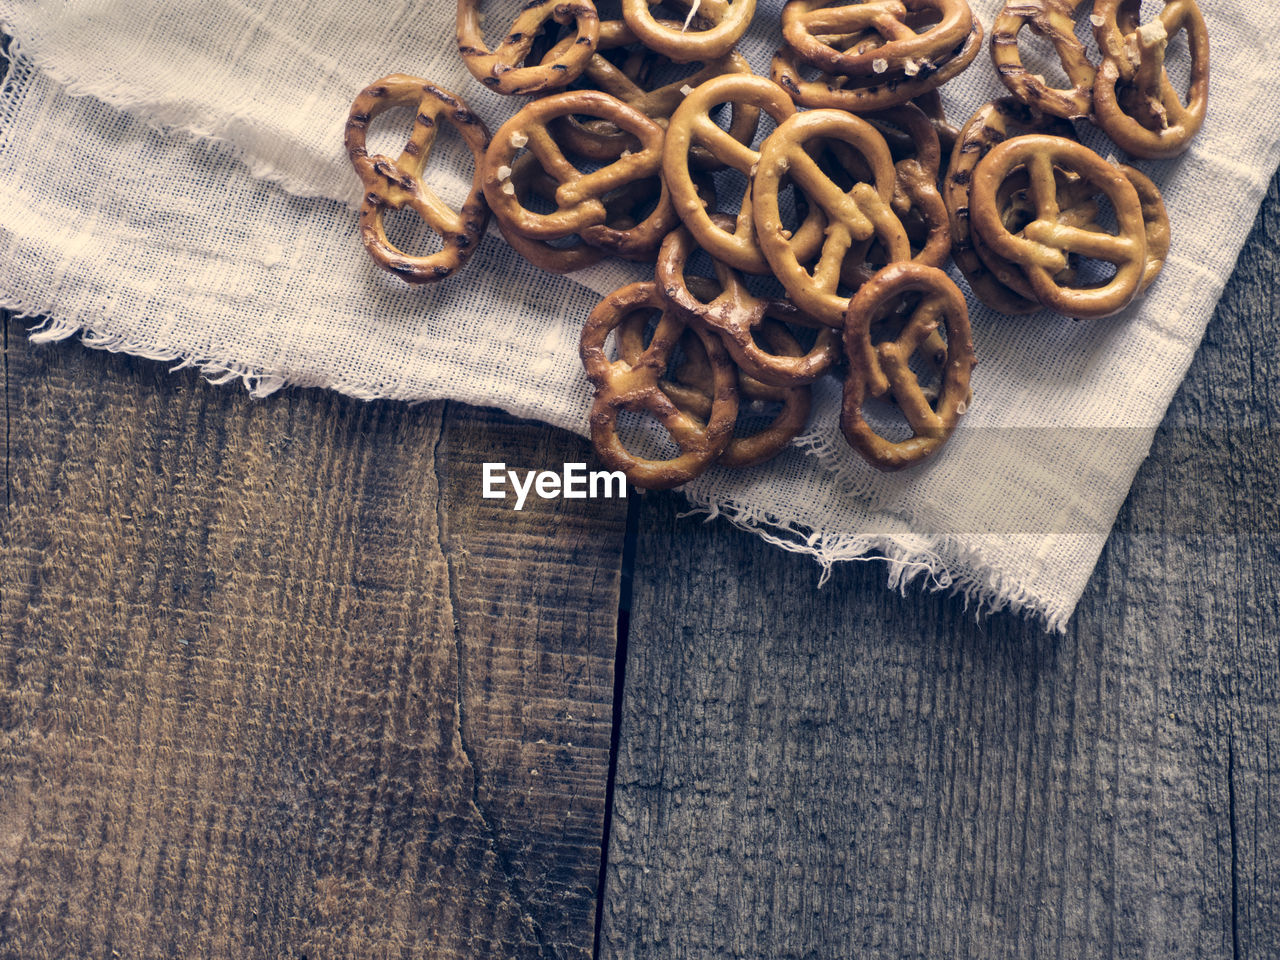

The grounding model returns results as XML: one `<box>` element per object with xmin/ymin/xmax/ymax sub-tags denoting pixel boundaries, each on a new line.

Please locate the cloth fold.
<box><xmin>1</xmin><ymin>0</ymin><xmax>1277</xmax><ymax>629</ymax></box>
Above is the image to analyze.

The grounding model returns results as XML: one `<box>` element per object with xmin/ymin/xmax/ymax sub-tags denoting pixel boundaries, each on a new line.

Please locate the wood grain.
<box><xmin>600</xmin><ymin>175</ymin><xmax>1280</xmax><ymax>959</ymax></box>
<box><xmin>0</xmin><ymin>326</ymin><xmax>626</xmax><ymax>960</ymax></box>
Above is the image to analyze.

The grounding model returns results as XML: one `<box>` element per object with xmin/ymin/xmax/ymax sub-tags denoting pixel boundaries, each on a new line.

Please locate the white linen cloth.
<box><xmin>0</xmin><ymin>0</ymin><xmax>1276</xmax><ymax>630</ymax></box>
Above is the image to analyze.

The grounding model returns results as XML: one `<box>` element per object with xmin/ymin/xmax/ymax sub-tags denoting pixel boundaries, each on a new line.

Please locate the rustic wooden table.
<box><xmin>2</xmin><ymin>171</ymin><xmax>1277</xmax><ymax>958</ymax></box>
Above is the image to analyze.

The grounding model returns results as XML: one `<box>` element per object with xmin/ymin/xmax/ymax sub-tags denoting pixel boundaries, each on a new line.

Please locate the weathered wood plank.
<box><xmin>601</xmin><ymin>174</ymin><xmax>1280</xmax><ymax>958</ymax></box>
<box><xmin>0</xmin><ymin>324</ymin><xmax>626</xmax><ymax>960</ymax></box>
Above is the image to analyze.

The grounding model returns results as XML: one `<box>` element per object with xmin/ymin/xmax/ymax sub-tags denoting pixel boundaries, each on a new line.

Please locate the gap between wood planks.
<box><xmin>594</xmin><ymin>492</ymin><xmax>640</xmax><ymax>960</ymax></box>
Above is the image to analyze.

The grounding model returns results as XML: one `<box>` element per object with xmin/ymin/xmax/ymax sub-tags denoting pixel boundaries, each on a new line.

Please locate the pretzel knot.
<box><xmin>615</xmin><ymin>307</ymin><xmax>812</xmax><ymax>469</ymax></box>
<box><xmin>781</xmin><ymin>0</ymin><xmax>973</xmax><ymax>77</ymax></box>
<box><xmin>942</xmin><ymin>97</ymin><xmax>1076</xmax><ymax>314</ymax></box>
<box><xmin>990</xmin><ymin>0</ymin><xmax>1096</xmax><ymax>120</ymax></box>
<box><xmin>1090</xmin><ymin>0</ymin><xmax>1209</xmax><ymax>158</ymax></box>
<box><xmin>483</xmin><ymin>91</ymin><xmax>675</xmax><ymax>259</ymax></box>
<box><xmin>656</xmin><ymin>221</ymin><xmax>841</xmax><ymax>387</ymax></box>
<box><xmin>753</xmin><ymin>109</ymin><xmax>906</xmax><ymax>327</ymax></box>
<box><xmin>969</xmin><ymin>135</ymin><xmax>1148</xmax><ymax>320</ymax></box>
<box><xmin>580</xmin><ymin>282</ymin><xmax>738</xmax><ymax>489</ymax></box>
<box><xmin>841</xmin><ymin>263</ymin><xmax>975</xmax><ymax>471</ymax></box>
<box><xmin>345</xmin><ymin>76</ymin><xmax>491</xmax><ymax>284</ymax></box>
<box><xmin>621</xmin><ymin>0</ymin><xmax>757</xmax><ymax>62</ymax></box>
<box><xmin>456</xmin><ymin>0</ymin><xmax>599</xmax><ymax>95</ymax></box>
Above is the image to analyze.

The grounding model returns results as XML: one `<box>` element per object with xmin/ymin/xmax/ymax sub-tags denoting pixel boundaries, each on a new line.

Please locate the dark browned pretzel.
<box><xmin>483</xmin><ymin>91</ymin><xmax>674</xmax><ymax>259</ymax></box>
<box><xmin>580</xmin><ymin>282</ymin><xmax>738</xmax><ymax>489</ymax></box>
<box><xmin>457</xmin><ymin>0</ymin><xmax>599</xmax><ymax>95</ymax></box>
<box><xmin>656</xmin><ymin>222</ymin><xmax>841</xmax><ymax>387</ymax></box>
<box><xmin>344</xmin><ymin>75</ymin><xmax>491</xmax><ymax>284</ymax></box>
<box><xmin>1091</xmin><ymin>0</ymin><xmax>1209</xmax><ymax>158</ymax></box>
<box><xmin>841</xmin><ymin>263</ymin><xmax>975</xmax><ymax>471</ymax></box>
<box><xmin>942</xmin><ymin>97</ymin><xmax>1075</xmax><ymax>314</ymax></box>
<box><xmin>770</xmin><ymin>19</ymin><xmax>982</xmax><ymax>112</ymax></box>
<box><xmin>616</xmin><ymin>311</ymin><xmax>813</xmax><ymax>468</ymax></box>
<box><xmin>781</xmin><ymin>0</ymin><xmax>973</xmax><ymax>77</ymax></box>
<box><xmin>969</xmin><ymin>135</ymin><xmax>1148</xmax><ymax>319</ymax></box>
<box><xmin>538</xmin><ymin>19</ymin><xmax>759</xmax><ymax>164</ymax></box>
<box><xmin>620</xmin><ymin>0</ymin><xmax>756</xmax><ymax>62</ymax></box>
<box><xmin>753</xmin><ymin>109</ymin><xmax>906</xmax><ymax>326</ymax></box>
<box><xmin>990</xmin><ymin>0</ymin><xmax>1096</xmax><ymax>120</ymax></box>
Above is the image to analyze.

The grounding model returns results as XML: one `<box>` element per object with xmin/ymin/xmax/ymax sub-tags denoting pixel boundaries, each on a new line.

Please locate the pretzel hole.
<box><xmin>473</xmin><ymin>0</ymin><xmax>560</xmax><ymax>61</ymax></box>
<box><xmin>380</xmin><ymin>206</ymin><xmax>446</xmax><ymax>259</ymax></box>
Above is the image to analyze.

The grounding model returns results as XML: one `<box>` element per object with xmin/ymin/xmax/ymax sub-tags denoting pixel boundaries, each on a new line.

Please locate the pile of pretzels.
<box><xmin>344</xmin><ymin>0</ymin><xmax>1208</xmax><ymax>489</ymax></box>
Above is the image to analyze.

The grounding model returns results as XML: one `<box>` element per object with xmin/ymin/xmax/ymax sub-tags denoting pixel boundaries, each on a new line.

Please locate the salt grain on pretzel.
<box><xmin>841</xmin><ymin>262</ymin><xmax>975</xmax><ymax>471</ymax></box>
<box><xmin>344</xmin><ymin>75</ymin><xmax>491</xmax><ymax>284</ymax></box>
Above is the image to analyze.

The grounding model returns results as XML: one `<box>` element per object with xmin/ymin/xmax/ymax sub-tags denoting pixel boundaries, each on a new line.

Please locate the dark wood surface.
<box><xmin>2</xmin><ymin>179</ymin><xmax>1278</xmax><ymax>960</ymax></box>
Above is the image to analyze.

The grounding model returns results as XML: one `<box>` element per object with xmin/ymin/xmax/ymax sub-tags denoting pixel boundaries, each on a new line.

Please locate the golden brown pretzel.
<box><xmin>1118</xmin><ymin>165</ymin><xmax>1169</xmax><ymax>293</ymax></box>
<box><xmin>483</xmin><ymin>91</ymin><xmax>673</xmax><ymax>258</ymax></box>
<box><xmin>770</xmin><ymin>20</ymin><xmax>982</xmax><ymax>112</ymax></box>
<box><xmin>753</xmin><ymin>109</ymin><xmax>906</xmax><ymax>326</ymax></box>
<box><xmin>780</xmin><ymin>0</ymin><xmax>973</xmax><ymax>77</ymax></box>
<box><xmin>990</xmin><ymin>0</ymin><xmax>1096</xmax><ymax>120</ymax></box>
<box><xmin>969</xmin><ymin>135</ymin><xmax>1148</xmax><ymax>319</ymax></box>
<box><xmin>841</xmin><ymin>262</ymin><xmax>975</xmax><ymax>471</ymax></box>
<box><xmin>664</xmin><ymin>74</ymin><xmax>824</xmax><ymax>275</ymax></box>
<box><xmin>656</xmin><ymin>222</ymin><xmax>841</xmax><ymax>386</ymax></box>
<box><xmin>456</xmin><ymin>0</ymin><xmax>599</xmax><ymax>95</ymax></box>
<box><xmin>616</xmin><ymin>313</ymin><xmax>812</xmax><ymax>468</ymax></box>
<box><xmin>942</xmin><ymin>97</ymin><xmax>1075</xmax><ymax>313</ymax></box>
<box><xmin>580</xmin><ymin>282</ymin><xmax>738</xmax><ymax>489</ymax></box>
<box><xmin>539</xmin><ymin>20</ymin><xmax>759</xmax><ymax>165</ymax></box>
<box><xmin>620</xmin><ymin>0</ymin><xmax>756</xmax><ymax>62</ymax></box>
<box><xmin>1090</xmin><ymin>0</ymin><xmax>1209</xmax><ymax>158</ymax></box>
<box><xmin>344</xmin><ymin>76</ymin><xmax>491</xmax><ymax>284</ymax></box>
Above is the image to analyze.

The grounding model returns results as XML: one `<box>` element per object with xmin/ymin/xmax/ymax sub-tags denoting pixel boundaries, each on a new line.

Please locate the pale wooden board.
<box><xmin>0</xmin><ymin>325</ymin><xmax>626</xmax><ymax>960</ymax></box>
<box><xmin>600</xmin><ymin>176</ymin><xmax>1280</xmax><ymax>958</ymax></box>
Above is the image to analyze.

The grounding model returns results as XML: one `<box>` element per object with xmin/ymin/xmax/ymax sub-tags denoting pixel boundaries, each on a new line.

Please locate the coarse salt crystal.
<box><xmin>872</xmin><ymin>58</ymin><xmax>888</xmax><ymax>74</ymax></box>
<box><xmin>956</xmin><ymin>400</ymin><xmax>968</xmax><ymax>415</ymax></box>
<box><xmin>501</xmin><ymin>181</ymin><xmax>515</xmax><ymax>195</ymax></box>
<box><xmin>680</xmin><ymin>84</ymin><xmax>694</xmax><ymax>96</ymax></box>
<box><xmin>621</xmin><ymin>148</ymin><xmax>633</xmax><ymax>157</ymax></box>
<box><xmin>511</xmin><ymin>131</ymin><xmax>528</xmax><ymax>148</ymax></box>
<box><xmin>1089</xmin><ymin>13</ymin><xmax>1104</xmax><ymax>26</ymax></box>
<box><xmin>497</xmin><ymin>164</ymin><xmax>512</xmax><ymax>180</ymax></box>
<box><xmin>903</xmin><ymin>59</ymin><xmax>920</xmax><ymax>76</ymax></box>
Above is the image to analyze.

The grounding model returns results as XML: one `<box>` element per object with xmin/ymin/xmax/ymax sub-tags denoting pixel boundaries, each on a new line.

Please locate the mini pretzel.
<box><xmin>943</xmin><ymin>97</ymin><xmax>1075</xmax><ymax>314</ymax></box>
<box><xmin>580</xmin><ymin>282</ymin><xmax>738</xmax><ymax>489</ymax></box>
<box><xmin>456</xmin><ymin>0</ymin><xmax>599</xmax><ymax>95</ymax></box>
<box><xmin>780</xmin><ymin>0</ymin><xmax>972</xmax><ymax>77</ymax></box>
<box><xmin>969</xmin><ymin>135</ymin><xmax>1147</xmax><ymax>319</ymax></box>
<box><xmin>494</xmin><ymin>154</ymin><xmax>605</xmax><ymax>273</ymax></box>
<box><xmin>841</xmin><ymin>263</ymin><xmax>975</xmax><ymax>471</ymax></box>
<box><xmin>990</xmin><ymin>0</ymin><xmax>1096</xmax><ymax>120</ymax></box>
<box><xmin>1090</xmin><ymin>0</ymin><xmax>1209</xmax><ymax>158</ymax></box>
<box><xmin>344</xmin><ymin>76</ymin><xmax>491</xmax><ymax>284</ymax></box>
<box><xmin>540</xmin><ymin>20</ymin><xmax>759</xmax><ymax>164</ymax></box>
<box><xmin>656</xmin><ymin>221</ymin><xmax>841</xmax><ymax>386</ymax></box>
<box><xmin>483</xmin><ymin>91</ymin><xmax>671</xmax><ymax>259</ymax></box>
<box><xmin>753</xmin><ymin>109</ymin><xmax>907</xmax><ymax>327</ymax></box>
<box><xmin>616</xmin><ymin>312</ymin><xmax>812</xmax><ymax>468</ymax></box>
<box><xmin>770</xmin><ymin>20</ymin><xmax>982</xmax><ymax>112</ymax></box>
<box><xmin>664</xmin><ymin>74</ymin><xmax>824</xmax><ymax>275</ymax></box>
<box><xmin>620</xmin><ymin>0</ymin><xmax>756</xmax><ymax>63</ymax></box>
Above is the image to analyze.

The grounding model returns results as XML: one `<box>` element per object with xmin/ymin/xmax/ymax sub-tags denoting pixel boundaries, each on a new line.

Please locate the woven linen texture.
<box><xmin>1</xmin><ymin>0</ymin><xmax>1277</xmax><ymax>629</ymax></box>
